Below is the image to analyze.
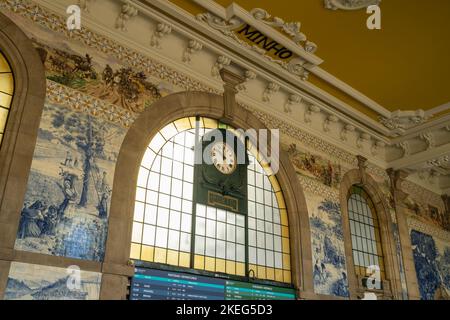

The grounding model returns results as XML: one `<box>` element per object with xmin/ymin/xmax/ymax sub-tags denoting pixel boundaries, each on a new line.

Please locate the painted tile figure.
<box><xmin>307</xmin><ymin>194</ymin><xmax>349</xmax><ymax>297</ymax></box>
<box><xmin>410</xmin><ymin>230</ymin><xmax>450</xmax><ymax>300</ymax></box>
<box><xmin>4</xmin><ymin>262</ymin><xmax>101</xmax><ymax>300</ymax></box>
<box><xmin>14</xmin><ymin>103</ymin><xmax>126</xmax><ymax>261</ymax></box>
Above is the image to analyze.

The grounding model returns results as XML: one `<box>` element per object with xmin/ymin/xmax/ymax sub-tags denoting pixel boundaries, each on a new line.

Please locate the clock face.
<box><xmin>210</xmin><ymin>142</ymin><xmax>237</xmax><ymax>175</ymax></box>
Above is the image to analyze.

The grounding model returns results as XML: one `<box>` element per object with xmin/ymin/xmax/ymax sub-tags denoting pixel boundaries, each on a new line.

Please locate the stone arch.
<box><xmin>339</xmin><ymin>168</ymin><xmax>403</xmax><ymax>300</ymax></box>
<box><xmin>100</xmin><ymin>91</ymin><xmax>314</xmax><ymax>299</ymax></box>
<box><xmin>0</xmin><ymin>13</ymin><xmax>46</xmax><ymax>297</ymax></box>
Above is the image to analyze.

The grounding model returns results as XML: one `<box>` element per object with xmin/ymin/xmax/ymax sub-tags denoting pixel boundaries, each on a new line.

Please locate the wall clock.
<box><xmin>194</xmin><ymin>128</ymin><xmax>248</xmax><ymax>215</ymax></box>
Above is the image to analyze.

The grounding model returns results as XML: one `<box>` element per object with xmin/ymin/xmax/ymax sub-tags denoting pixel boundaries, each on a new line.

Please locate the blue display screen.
<box><xmin>130</xmin><ymin>268</ymin><xmax>296</xmax><ymax>300</ymax></box>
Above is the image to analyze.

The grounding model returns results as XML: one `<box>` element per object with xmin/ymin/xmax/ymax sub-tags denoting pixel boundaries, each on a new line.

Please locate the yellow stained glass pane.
<box><xmin>226</xmin><ymin>261</ymin><xmax>236</xmax><ymax>275</ymax></box>
<box><xmin>283</xmin><ymin>254</ymin><xmax>291</xmax><ymax>270</ymax></box>
<box><xmin>203</xmin><ymin>118</ymin><xmax>218</xmax><ymax>129</ymax></box>
<box><xmin>0</xmin><ymin>108</ymin><xmax>8</xmax><ymax>133</ymax></box>
<box><xmin>268</xmin><ymin>175</ymin><xmax>281</xmax><ymax>192</ymax></box>
<box><xmin>280</xmin><ymin>210</ymin><xmax>289</xmax><ymax>226</ymax></box>
<box><xmin>167</xmin><ymin>250</ymin><xmax>179</xmax><ymax>266</ymax></box>
<box><xmin>216</xmin><ymin>259</ymin><xmax>226</xmax><ymax>273</ymax></box>
<box><xmin>0</xmin><ymin>92</ymin><xmax>12</xmax><ymax>108</ymax></box>
<box><xmin>249</xmin><ymin>264</ymin><xmax>257</xmax><ymax>277</ymax></box>
<box><xmin>275</xmin><ymin>192</ymin><xmax>286</xmax><ymax>209</ymax></box>
<box><xmin>283</xmin><ymin>270</ymin><xmax>291</xmax><ymax>283</ymax></box>
<box><xmin>205</xmin><ymin>257</ymin><xmax>215</xmax><ymax>272</ymax></box>
<box><xmin>194</xmin><ymin>255</ymin><xmax>204</xmax><ymax>269</ymax></box>
<box><xmin>257</xmin><ymin>266</ymin><xmax>266</xmax><ymax>279</ymax></box>
<box><xmin>154</xmin><ymin>248</ymin><xmax>167</xmax><ymax>263</ymax></box>
<box><xmin>174</xmin><ymin>117</ymin><xmax>192</xmax><ymax>132</ymax></box>
<box><xmin>282</xmin><ymin>237</ymin><xmax>290</xmax><ymax>254</ymax></box>
<box><xmin>275</xmin><ymin>269</ymin><xmax>283</xmax><ymax>282</ymax></box>
<box><xmin>236</xmin><ymin>263</ymin><xmax>245</xmax><ymax>276</ymax></box>
<box><xmin>281</xmin><ymin>226</ymin><xmax>290</xmax><ymax>238</ymax></box>
<box><xmin>266</xmin><ymin>267</ymin><xmax>275</xmax><ymax>280</ymax></box>
<box><xmin>189</xmin><ymin>116</ymin><xmax>201</xmax><ymax>128</ymax></box>
<box><xmin>141</xmin><ymin>245</ymin><xmax>154</xmax><ymax>262</ymax></box>
<box><xmin>130</xmin><ymin>243</ymin><xmax>141</xmax><ymax>260</ymax></box>
<box><xmin>0</xmin><ymin>54</ymin><xmax>10</xmax><ymax>72</ymax></box>
<box><xmin>0</xmin><ymin>134</ymin><xmax>3</xmax><ymax>144</ymax></box>
<box><xmin>0</xmin><ymin>73</ymin><xmax>13</xmax><ymax>95</ymax></box>
<box><xmin>160</xmin><ymin>122</ymin><xmax>178</xmax><ymax>141</ymax></box>
<box><xmin>179</xmin><ymin>252</ymin><xmax>190</xmax><ymax>268</ymax></box>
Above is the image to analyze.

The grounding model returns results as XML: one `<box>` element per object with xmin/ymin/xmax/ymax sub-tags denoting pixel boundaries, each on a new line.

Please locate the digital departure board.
<box><xmin>130</xmin><ymin>268</ymin><xmax>296</xmax><ymax>300</ymax></box>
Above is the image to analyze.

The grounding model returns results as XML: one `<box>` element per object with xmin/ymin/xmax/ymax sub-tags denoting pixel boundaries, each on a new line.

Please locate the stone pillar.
<box><xmin>387</xmin><ymin>169</ymin><xmax>421</xmax><ymax>300</ymax></box>
<box><xmin>219</xmin><ymin>68</ymin><xmax>244</xmax><ymax>124</ymax></box>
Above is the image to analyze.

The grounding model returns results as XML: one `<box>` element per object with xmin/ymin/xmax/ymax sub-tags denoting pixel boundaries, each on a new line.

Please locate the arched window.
<box><xmin>0</xmin><ymin>51</ymin><xmax>14</xmax><ymax>148</ymax></box>
<box><xmin>347</xmin><ymin>185</ymin><xmax>385</xmax><ymax>289</ymax></box>
<box><xmin>130</xmin><ymin>117</ymin><xmax>291</xmax><ymax>284</ymax></box>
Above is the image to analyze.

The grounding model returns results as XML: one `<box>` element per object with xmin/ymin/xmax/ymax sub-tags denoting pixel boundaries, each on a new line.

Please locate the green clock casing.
<box><xmin>193</xmin><ymin>128</ymin><xmax>248</xmax><ymax>215</ymax></box>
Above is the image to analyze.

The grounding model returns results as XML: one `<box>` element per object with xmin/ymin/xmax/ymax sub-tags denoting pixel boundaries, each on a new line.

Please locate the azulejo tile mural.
<box><xmin>410</xmin><ymin>230</ymin><xmax>450</xmax><ymax>300</ymax></box>
<box><xmin>14</xmin><ymin>103</ymin><xmax>126</xmax><ymax>261</ymax></box>
<box><xmin>286</xmin><ymin>144</ymin><xmax>343</xmax><ymax>189</ymax></box>
<box><xmin>306</xmin><ymin>193</ymin><xmax>349</xmax><ymax>297</ymax></box>
<box><xmin>4</xmin><ymin>262</ymin><xmax>101</xmax><ymax>300</ymax></box>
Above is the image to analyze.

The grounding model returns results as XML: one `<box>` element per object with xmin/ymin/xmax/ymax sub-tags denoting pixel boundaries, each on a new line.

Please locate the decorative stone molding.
<box><xmin>115</xmin><ymin>2</ymin><xmax>138</xmax><ymax>32</ymax></box>
<box><xmin>236</xmin><ymin>70</ymin><xmax>257</xmax><ymax>92</ymax></box>
<box><xmin>262</xmin><ymin>82</ymin><xmax>280</xmax><ymax>103</ymax></box>
<box><xmin>379</xmin><ymin>110</ymin><xmax>428</xmax><ymax>136</ymax></box>
<box><xmin>249</xmin><ymin>8</ymin><xmax>317</xmax><ymax>53</ymax></box>
<box><xmin>284</xmin><ymin>94</ymin><xmax>301</xmax><ymax>114</ymax></box>
<box><xmin>407</xmin><ymin>216</ymin><xmax>450</xmax><ymax>242</ymax></box>
<box><xmin>298</xmin><ymin>175</ymin><xmax>339</xmax><ymax>202</ymax></box>
<box><xmin>419</xmin><ymin>132</ymin><xmax>435</xmax><ymax>150</ymax></box>
<box><xmin>396</xmin><ymin>141</ymin><xmax>410</xmax><ymax>157</ymax></box>
<box><xmin>78</xmin><ymin>0</ymin><xmax>94</xmax><ymax>12</ymax></box>
<box><xmin>211</xmin><ymin>55</ymin><xmax>231</xmax><ymax>78</ymax></box>
<box><xmin>47</xmin><ymin>80</ymin><xmax>135</xmax><ymax>128</ymax></box>
<box><xmin>150</xmin><ymin>23</ymin><xmax>172</xmax><ymax>49</ymax></box>
<box><xmin>324</xmin><ymin>0</ymin><xmax>381</xmax><ymax>10</ymax></box>
<box><xmin>371</xmin><ymin>140</ymin><xmax>385</xmax><ymax>156</ymax></box>
<box><xmin>304</xmin><ymin>104</ymin><xmax>321</xmax><ymax>124</ymax></box>
<box><xmin>340</xmin><ymin>124</ymin><xmax>355</xmax><ymax>142</ymax></box>
<box><xmin>427</xmin><ymin>155</ymin><xmax>450</xmax><ymax>168</ymax></box>
<box><xmin>323</xmin><ymin>114</ymin><xmax>339</xmax><ymax>132</ymax></box>
<box><xmin>403</xmin><ymin>180</ymin><xmax>446</xmax><ymax>212</ymax></box>
<box><xmin>182</xmin><ymin>39</ymin><xmax>203</xmax><ymax>64</ymax></box>
<box><xmin>196</xmin><ymin>12</ymin><xmax>312</xmax><ymax>81</ymax></box>
<box><xmin>357</xmin><ymin>132</ymin><xmax>371</xmax><ymax>149</ymax></box>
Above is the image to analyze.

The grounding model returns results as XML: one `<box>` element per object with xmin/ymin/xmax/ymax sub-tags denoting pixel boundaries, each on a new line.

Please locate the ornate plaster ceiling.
<box><xmin>170</xmin><ymin>0</ymin><xmax>450</xmax><ymax>116</ymax></box>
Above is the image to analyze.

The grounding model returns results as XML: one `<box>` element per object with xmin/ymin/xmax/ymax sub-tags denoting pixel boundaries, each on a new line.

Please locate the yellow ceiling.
<box><xmin>169</xmin><ymin>0</ymin><xmax>450</xmax><ymax>114</ymax></box>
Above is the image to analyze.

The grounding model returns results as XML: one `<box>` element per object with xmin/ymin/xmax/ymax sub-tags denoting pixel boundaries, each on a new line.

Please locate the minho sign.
<box><xmin>235</xmin><ymin>24</ymin><xmax>293</xmax><ymax>60</ymax></box>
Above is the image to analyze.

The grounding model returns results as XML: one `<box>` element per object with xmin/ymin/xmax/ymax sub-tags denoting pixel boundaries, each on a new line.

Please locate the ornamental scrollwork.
<box><xmin>249</xmin><ymin>8</ymin><xmax>317</xmax><ymax>53</ymax></box>
<box><xmin>324</xmin><ymin>0</ymin><xmax>381</xmax><ymax>11</ymax></box>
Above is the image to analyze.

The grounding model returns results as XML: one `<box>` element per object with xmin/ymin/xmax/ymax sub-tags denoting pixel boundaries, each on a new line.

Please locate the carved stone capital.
<box><xmin>220</xmin><ymin>68</ymin><xmax>244</xmax><ymax>122</ymax></box>
<box><xmin>387</xmin><ymin>168</ymin><xmax>410</xmax><ymax>201</ymax></box>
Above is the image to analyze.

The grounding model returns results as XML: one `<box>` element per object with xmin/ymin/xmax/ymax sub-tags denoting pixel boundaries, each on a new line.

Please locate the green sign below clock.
<box><xmin>194</xmin><ymin>129</ymin><xmax>248</xmax><ymax>215</ymax></box>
